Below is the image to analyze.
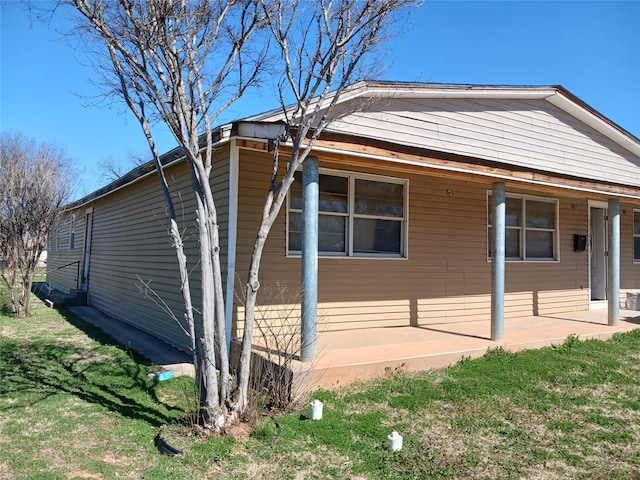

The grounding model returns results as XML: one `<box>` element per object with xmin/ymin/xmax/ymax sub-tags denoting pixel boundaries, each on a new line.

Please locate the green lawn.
<box><xmin>1</xmin><ymin>287</ymin><xmax>640</xmax><ymax>479</ymax></box>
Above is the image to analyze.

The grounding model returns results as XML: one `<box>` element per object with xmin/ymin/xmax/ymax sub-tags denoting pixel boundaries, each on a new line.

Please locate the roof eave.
<box><xmin>546</xmin><ymin>87</ymin><xmax>640</xmax><ymax>157</ymax></box>
<box><xmin>66</xmin><ymin>124</ymin><xmax>234</xmax><ymax>210</ymax></box>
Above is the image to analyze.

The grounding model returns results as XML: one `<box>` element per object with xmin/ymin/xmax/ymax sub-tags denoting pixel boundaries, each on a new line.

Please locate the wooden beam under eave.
<box><xmin>236</xmin><ymin>138</ymin><xmax>269</xmax><ymax>151</ymax></box>
<box><xmin>304</xmin><ymin>137</ymin><xmax>640</xmax><ymax>200</ymax></box>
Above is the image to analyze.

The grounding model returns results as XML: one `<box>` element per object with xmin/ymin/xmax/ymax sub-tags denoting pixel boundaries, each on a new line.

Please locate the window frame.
<box><xmin>287</xmin><ymin>167</ymin><xmax>408</xmax><ymax>259</ymax></box>
<box><xmin>69</xmin><ymin>213</ymin><xmax>76</xmax><ymax>251</ymax></box>
<box><xmin>487</xmin><ymin>192</ymin><xmax>559</xmax><ymax>262</ymax></box>
<box><xmin>634</xmin><ymin>210</ymin><xmax>640</xmax><ymax>263</ymax></box>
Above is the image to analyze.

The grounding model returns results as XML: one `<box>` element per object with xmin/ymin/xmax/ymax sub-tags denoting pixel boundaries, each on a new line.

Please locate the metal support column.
<box><xmin>491</xmin><ymin>182</ymin><xmax>506</xmax><ymax>341</ymax></box>
<box><xmin>608</xmin><ymin>199</ymin><xmax>620</xmax><ymax>326</ymax></box>
<box><xmin>301</xmin><ymin>156</ymin><xmax>319</xmax><ymax>362</ymax></box>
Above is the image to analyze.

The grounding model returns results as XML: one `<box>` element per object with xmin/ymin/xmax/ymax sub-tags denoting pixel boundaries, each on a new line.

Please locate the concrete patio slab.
<box><xmin>295</xmin><ymin>309</ymin><xmax>640</xmax><ymax>390</ymax></box>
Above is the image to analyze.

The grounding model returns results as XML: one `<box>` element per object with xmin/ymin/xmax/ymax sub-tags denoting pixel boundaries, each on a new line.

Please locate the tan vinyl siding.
<box><xmin>418</xmin><ymin>292</ymin><xmax>534</xmax><ymax>323</ymax></box>
<box><xmin>329</xmin><ymin>97</ymin><xmax>640</xmax><ymax>188</ymax></box>
<box><xmin>233</xmin><ymin>149</ymin><xmax>596</xmax><ymax>334</ymax></box>
<box><xmin>317</xmin><ymin>300</ymin><xmax>411</xmax><ymax>328</ymax></box>
<box><xmin>621</xmin><ymin>201</ymin><xmax>640</xmax><ymax>305</ymax></box>
<box><xmin>46</xmin><ymin>209</ymin><xmax>85</xmax><ymax>293</ymax></box>
<box><xmin>236</xmin><ymin>299</ymin><xmax>410</xmax><ymax>333</ymax></box>
<box><xmin>87</xmin><ymin>163</ymin><xmax>196</xmax><ymax>351</ymax></box>
<box><xmin>74</xmin><ymin>149</ymin><xmax>231</xmax><ymax>352</ymax></box>
<box><xmin>535</xmin><ymin>289</ymin><xmax>589</xmax><ymax>316</ymax></box>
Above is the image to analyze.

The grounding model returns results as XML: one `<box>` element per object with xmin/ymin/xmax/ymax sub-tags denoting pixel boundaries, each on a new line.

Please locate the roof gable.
<box><xmin>329</xmin><ymin>95</ymin><xmax>640</xmax><ymax>188</ymax></box>
<box><xmin>255</xmin><ymin>82</ymin><xmax>640</xmax><ymax>189</ymax></box>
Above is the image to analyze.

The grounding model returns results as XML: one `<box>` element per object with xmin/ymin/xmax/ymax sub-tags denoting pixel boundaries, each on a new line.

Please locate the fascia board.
<box><xmin>360</xmin><ymin>85</ymin><xmax>556</xmax><ymax>101</ymax></box>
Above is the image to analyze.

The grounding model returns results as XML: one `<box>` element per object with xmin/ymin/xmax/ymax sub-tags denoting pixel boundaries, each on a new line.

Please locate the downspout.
<box><xmin>224</xmin><ymin>140</ymin><xmax>240</xmax><ymax>350</ymax></box>
<box><xmin>608</xmin><ymin>199</ymin><xmax>620</xmax><ymax>326</ymax></box>
<box><xmin>491</xmin><ymin>182</ymin><xmax>506</xmax><ymax>340</ymax></box>
<box><xmin>301</xmin><ymin>156</ymin><xmax>319</xmax><ymax>363</ymax></box>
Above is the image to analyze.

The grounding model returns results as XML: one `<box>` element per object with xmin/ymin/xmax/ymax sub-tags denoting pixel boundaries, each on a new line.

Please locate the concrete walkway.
<box><xmin>68</xmin><ymin>306</ymin><xmax>195</xmax><ymax>377</ymax></box>
<box><xmin>67</xmin><ymin>304</ymin><xmax>640</xmax><ymax>391</ymax></box>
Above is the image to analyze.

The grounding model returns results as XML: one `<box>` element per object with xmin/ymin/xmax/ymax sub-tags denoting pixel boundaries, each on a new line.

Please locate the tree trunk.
<box><xmin>210</xmin><ymin>224</ymin><xmax>230</xmax><ymax>404</ymax></box>
<box><xmin>235</xmin><ymin>200</ymin><xmax>273</xmax><ymax>411</ymax></box>
<box><xmin>192</xmin><ymin>182</ymin><xmax>222</xmax><ymax>428</ymax></box>
<box><xmin>167</xmin><ymin>217</ymin><xmax>201</xmax><ymax>391</ymax></box>
<box><xmin>19</xmin><ymin>271</ymin><xmax>34</xmax><ymax>318</ymax></box>
<box><xmin>192</xmin><ymin>155</ymin><xmax>232</xmax><ymax>428</ymax></box>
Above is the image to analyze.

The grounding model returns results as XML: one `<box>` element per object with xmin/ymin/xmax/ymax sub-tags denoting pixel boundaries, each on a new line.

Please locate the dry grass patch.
<box><xmin>521</xmin><ymin>461</ymin><xmax>580</xmax><ymax>480</ymax></box>
<box><xmin>67</xmin><ymin>471</ymin><xmax>104</xmax><ymax>479</ymax></box>
<box><xmin>216</xmin><ymin>442</ymin><xmax>353</xmax><ymax>480</ymax></box>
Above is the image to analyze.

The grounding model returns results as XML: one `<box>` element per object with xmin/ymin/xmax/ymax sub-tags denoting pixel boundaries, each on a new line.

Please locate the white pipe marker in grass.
<box><xmin>310</xmin><ymin>400</ymin><xmax>323</xmax><ymax>420</ymax></box>
<box><xmin>387</xmin><ymin>431</ymin><xmax>403</xmax><ymax>451</ymax></box>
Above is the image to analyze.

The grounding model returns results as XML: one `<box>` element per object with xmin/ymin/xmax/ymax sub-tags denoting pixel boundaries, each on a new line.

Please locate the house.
<box><xmin>46</xmin><ymin>82</ymin><xmax>640</xmax><ymax>368</ymax></box>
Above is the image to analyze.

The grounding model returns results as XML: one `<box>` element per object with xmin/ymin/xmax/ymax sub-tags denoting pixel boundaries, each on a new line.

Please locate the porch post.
<box><xmin>491</xmin><ymin>182</ymin><xmax>506</xmax><ymax>340</ymax></box>
<box><xmin>301</xmin><ymin>156</ymin><xmax>319</xmax><ymax>362</ymax></box>
<box><xmin>608</xmin><ymin>199</ymin><xmax>620</xmax><ymax>326</ymax></box>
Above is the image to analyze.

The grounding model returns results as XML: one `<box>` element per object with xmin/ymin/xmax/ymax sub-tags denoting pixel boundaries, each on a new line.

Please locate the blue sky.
<box><xmin>1</xmin><ymin>1</ymin><xmax>639</xmax><ymax>200</ymax></box>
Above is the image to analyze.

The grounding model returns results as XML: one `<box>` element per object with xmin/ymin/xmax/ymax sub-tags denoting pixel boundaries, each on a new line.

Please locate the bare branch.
<box><xmin>61</xmin><ymin>0</ymin><xmax>416</xmax><ymax>428</ymax></box>
<box><xmin>0</xmin><ymin>132</ymin><xmax>72</xmax><ymax>317</ymax></box>
<box><xmin>236</xmin><ymin>0</ymin><xmax>418</xmax><ymax>411</ymax></box>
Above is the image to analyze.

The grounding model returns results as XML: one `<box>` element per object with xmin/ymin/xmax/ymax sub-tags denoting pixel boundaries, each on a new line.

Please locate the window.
<box><xmin>55</xmin><ymin>225</ymin><xmax>60</xmax><ymax>251</ymax></box>
<box><xmin>634</xmin><ymin>211</ymin><xmax>640</xmax><ymax>262</ymax></box>
<box><xmin>69</xmin><ymin>214</ymin><xmax>76</xmax><ymax>251</ymax></box>
<box><xmin>288</xmin><ymin>170</ymin><xmax>407</xmax><ymax>257</ymax></box>
<box><xmin>488</xmin><ymin>193</ymin><xmax>558</xmax><ymax>261</ymax></box>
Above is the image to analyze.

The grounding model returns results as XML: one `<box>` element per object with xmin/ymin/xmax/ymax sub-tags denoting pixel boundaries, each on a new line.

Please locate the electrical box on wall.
<box><xmin>574</xmin><ymin>234</ymin><xmax>587</xmax><ymax>252</ymax></box>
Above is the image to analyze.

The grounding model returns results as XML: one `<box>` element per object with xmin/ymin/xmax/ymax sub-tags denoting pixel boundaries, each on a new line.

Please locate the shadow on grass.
<box><xmin>0</xmin><ymin>297</ymin><xmax>186</xmax><ymax>427</ymax></box>
<box><xmin>0</xmin><ymin>335</ymin><xmax>180</xmax><ymax>427</ymax></box>
<box><xmin>60</xmin><ymin>306</ymin><xmax>155</xmax><ymax>366</ymax></box>
<box><xmin>1</xmin><ymin>287</ymin><xmax>15</xmax><ymax>315</ymax></box>
<box><xmin>0</xmin><ymin>302</ymin><xmax>12</xmax><ymax>315</ymax></box>
<box><xmin>31</xmin><ymin>283</ymin><xmax>153</xmax><ymax>366</ymax></box>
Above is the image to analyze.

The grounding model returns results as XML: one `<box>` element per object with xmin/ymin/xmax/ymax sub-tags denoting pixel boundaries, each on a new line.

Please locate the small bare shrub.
<box><xmin>238</xmin><ymin>282</ymin><xmax>322</xmax><ymax>413</ymax></box>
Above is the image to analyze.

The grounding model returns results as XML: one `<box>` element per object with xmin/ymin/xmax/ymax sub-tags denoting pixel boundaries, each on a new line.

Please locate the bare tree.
<box><xmin>98</xmin><ymin>150</ymin><xmax>148</xmax><ymax>181</ymax></box>
<box><xmin>63</xmin><ymin>0</ymin><xmax>415</xmax><ymax>431</ymax></box>
<box><xmin>235</xmin><ymin>0</ymin><xmax>416</xmax><ymax>410</ymax></box>
<box><xmin>0</xmin><ymin>132</ymin><xmax>72</xmax><ymax>317</ymax></box>
<box><xmin>69</xmin><ymin>0</ymin><xmax>266</xmax><ymax>431</ymax></box>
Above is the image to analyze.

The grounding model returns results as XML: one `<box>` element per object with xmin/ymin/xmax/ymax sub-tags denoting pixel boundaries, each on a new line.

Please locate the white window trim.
<box><xmin>487</xmin><ymin>191</ymin><xmax>560</xmax><ymax>263</ymax></box>
<box><xmin>287</xmin><ymin>167</ymin><xmax>409</xmax><ymax>259</ymax></box>
<box><xmin>634</xmin><ymin>209</ymin><xmax>640</xmax><ymax>263</ymax></box>
<box><xmin>55</xmin><ymin>224</ymin><xmax>60</xmax><ymax>251</ymax></box>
